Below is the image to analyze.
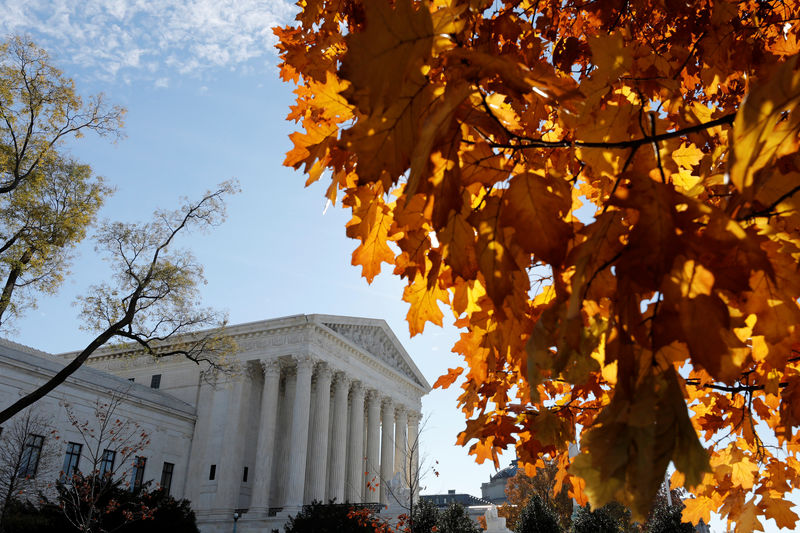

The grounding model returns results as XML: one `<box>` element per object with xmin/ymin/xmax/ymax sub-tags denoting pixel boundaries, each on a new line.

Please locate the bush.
<box><xmin>515</xmin><ymin>495</ymin><xmax>560</xmax><ymax>533</ymax></box>
<box><xmin>647</xmin><ymin>499</ymin><xmax>694</xmax><ymax>533</ymax></box>
<box><xmin>56</xmin><ymin>475</ymin><xmax>198</xmax><ymax>533</ymax></box>
<box><xmin>571</xmin><ymin>504</ymin><xmax>621</xmax><ymax>533</ymax></box>
<box><xmin>0</xmin><ymin>498</ymin><xmax>71</xmax><ymax>533</ymax></box>
<box><xmin>0</xmin><ymin>477</ymin><xmax>198</xmax><ymax>533</ymax></box>
<box><xmin>436</xmin><ymin>503</ymin><xmax>480</xmax><ymax>533</ymax></box>
<box><xmin>410</xmin><ymin>499</ymin><xmax>439</xmax><ymax>533</ymax></box>
<box><xmin>284</xmin><ymin>500</ymin><xmax>380</xmax><ymax>533</ymax></box>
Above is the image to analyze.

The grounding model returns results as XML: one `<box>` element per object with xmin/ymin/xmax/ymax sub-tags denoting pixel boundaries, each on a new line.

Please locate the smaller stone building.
<box><xmin>0</xmin><ymin>339</ymin><xmax>196</xmax><ymax>500</ymax></box>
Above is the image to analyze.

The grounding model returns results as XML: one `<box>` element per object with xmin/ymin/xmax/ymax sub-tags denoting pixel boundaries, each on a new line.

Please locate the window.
<box><xmin>160</xmin><ymin>462</ymin><xmax>174</xmax><ymax>494</ymax></box>
<box><xmin>100</xmin><ymin>449</ymin><xmax>116</xmax><ymax>477</ymax></box>
<box><xmin>209</xmin><ymin>464</ymin><xmax>216</xmax><ymax>480</ymax></box>
<box><xmin>131</xmin><ymin>456</ymin><xmax>146</xmax><ymax>491</ymax></box>
<box><xmin>150</xmin><ymin>374</ymin><xmax>161</xmax><ymax>389</ymax></box>
<box><xmin>18</xmin><ymin>434</ymin><xmax>44</xmax><ymax>478</ymax></box>
<box><xmin>242</xmin><ymin>466</ymin><xmax>248</xmax><ymax>483</ymax></box>
<box><xmin>62</xmin><ymin>442</ymin><xmax>82</xmax><ymax>478</ymax></box>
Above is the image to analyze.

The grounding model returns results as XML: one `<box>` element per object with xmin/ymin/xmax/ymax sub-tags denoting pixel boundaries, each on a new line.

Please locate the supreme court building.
<box><xmin>0</xmin><ymin>314</ymin><xmax>429</xmax><ymax>533</ymax></box>
<box><xmin>81</xmin><ymin>314</ymin><xmax>431</xmax><ymax>532</ymax></box>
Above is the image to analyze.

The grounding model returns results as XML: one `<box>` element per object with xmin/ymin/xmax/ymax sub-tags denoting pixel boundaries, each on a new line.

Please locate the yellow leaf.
<box><xmin>346</xmin><ymin>188</ymin><xmax>396</xmax><ymax>282</ymax></box>
<box><xmin>682</xmin><ymin>496</ymin><xmax>715</xmax><ymax>525</ymax></box>
<box><xmin>340</xmin><ymin>0</ymin><xmax>433</xmax><ymax>114</ymax></box>
<box><xmin>729</xmin><ymin>57</ymin><xmax>800</xmax><ymax>199</ymax></box>
<box><xmin>672</xmin><ymin>168</ymin><xmax>704</xmax><ymax>196</ymax></box>
<box><xmin>403</xmin><ymin>269</ymin><xmax>449</xmax><ymax>336</ymax></box>
<box><xmin>308</xmin><ymin>72</ymin><xmax>353</xmax><ymax>122</ymax></box>
<box><xmin>671</xmin><ymin>142</ymin><xmax>705</xmax><ymax>169</ymax></box>
<box><xmin>730</xmin><ymin>457</ymin><xmax>758</xmax><ymax>490</ymax></box>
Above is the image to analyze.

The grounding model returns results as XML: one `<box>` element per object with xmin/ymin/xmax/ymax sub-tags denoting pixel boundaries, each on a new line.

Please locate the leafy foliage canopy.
<box><xmin>277</xmin><ymin>0</ymin><xmax>800</xmax><ymax>529</ymax></box>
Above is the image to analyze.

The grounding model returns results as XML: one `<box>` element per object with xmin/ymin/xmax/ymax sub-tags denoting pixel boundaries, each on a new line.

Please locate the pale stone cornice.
<box><xmin>55</xmin><ymin>314</ymin><xmax>428</xmax><ymax>407</ymax></box>
<box><xmin>0</xmin><ymin>346</ymin><xmax>196</xmax><ymax>422</ymax></box>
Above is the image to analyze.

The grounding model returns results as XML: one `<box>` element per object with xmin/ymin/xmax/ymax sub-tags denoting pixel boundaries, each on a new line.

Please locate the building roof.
<box><xmin>489</xmin><ymin>460</ymin><xmax>518</xmax><ymax>482</ymax></box>
<box><xmin>0</xmin><ymin>338</ymin><xmax>196</xmax><ymax>419</ymax></box>
<box><xmin>421</xmin><ymin>490</ymin><xmax>494</xmax><ymax>508</ymax></box>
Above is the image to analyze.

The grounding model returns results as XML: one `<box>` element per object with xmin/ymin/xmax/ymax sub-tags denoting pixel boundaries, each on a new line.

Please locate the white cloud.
<box><xmin>0</xmin><ymin>0</ymin><xmax>296</xmax><ymax>82</ymax></box>
<box><xmin>154</xmin><ymin>77</ymin><xmax>169</xmax><ymax>88</ymax></box>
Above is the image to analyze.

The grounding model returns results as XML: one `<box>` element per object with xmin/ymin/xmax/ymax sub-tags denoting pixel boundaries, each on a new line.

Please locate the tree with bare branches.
<box><xmin>0</xmin><ymin>181</ymin><xmax>238</xmax><ymax>424</ymax></box>
<box><xmin>0</xmin><ymin>409</ymin><xmax>58</xmax><ymax>530</ymax></box>
<box><xmin>57</xmin><ymin>390</ymin><xmax>152</xmax><ymax>533</ymax></box>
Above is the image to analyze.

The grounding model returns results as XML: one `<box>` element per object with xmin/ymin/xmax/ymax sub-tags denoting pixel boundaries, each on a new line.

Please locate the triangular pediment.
<box><xmin>319</xmin><ymin>319</ymin><xmax>429</xmax><ymax>390</ymax></box>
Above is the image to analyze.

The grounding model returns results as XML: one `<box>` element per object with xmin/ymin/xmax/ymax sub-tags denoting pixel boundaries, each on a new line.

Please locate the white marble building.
<box><xmin>0</xmin><ymin>314</ymin><xmax>429</xmax><ymax>533</ymax></box>
<box><xmin>78</xmin><ymin>314</ymin><xmax>431</xmax><ymax>532</ymax></box>
<box><xmin>0</xmin><ymin>339</ymin><xmax>197</xmax><ymax>500</ymax></box>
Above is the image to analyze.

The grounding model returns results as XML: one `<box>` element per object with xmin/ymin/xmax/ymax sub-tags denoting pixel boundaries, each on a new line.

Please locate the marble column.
<box><xmin>250</xmin><ymin>360</ymin><xmax>281</xmax><ymax>514</ymax></box>
<box><xmin>379</xmin><ymin>398</ymin><xmax>394</xmax><ymax>505</ymax></box>
<box><xmin>394</xmin><ymin>406</ymin><xmax>408</xmax><ymax>478</ymax></box>
<box><xmin>216</xmin><ymin>374</ymin><xmax>247</xmax><ymax>511</ymax></box>
<box><xmin>285</xmin><ymin>356</ymin><xmax>314</xmax><ymax>508</ymax></box>
<box><xmin>305</xmin><ymin>362</ymin><xmax>332</xmax><ymax>503</ymax></box>
<box><xmin>184</xmin><ymin>371</ymin><xmax>217</xmax><ymax>505</ymax></box>
<box><xmin>346</xmin><ymin>381</ymin><xmax>365</xmax><ymax>502</ymax></box>
<box><xmin>272</xmin><ymin>368</ymin><xmax>295</xmax><ymax>506</ymax></box>
<box><xmin>364</xmin><ymin>389</ymin><xmax>381</xmax><ymax>503</ymax></box>
<box><xmin>327</xmin><ymin>372</ymin><xmax>349</xmax><ymax>502</ymax></box>
<box><xmin>407</xmin><ymin>412</ymin><xmax>421</xmax><ymax>501</ymax></box>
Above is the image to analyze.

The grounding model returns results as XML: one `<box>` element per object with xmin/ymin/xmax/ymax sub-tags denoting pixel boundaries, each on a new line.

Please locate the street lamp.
<box><xmin>233</xmin><ymin>511</ymin><xmax>240</xmax><ymax>533</ymax></box>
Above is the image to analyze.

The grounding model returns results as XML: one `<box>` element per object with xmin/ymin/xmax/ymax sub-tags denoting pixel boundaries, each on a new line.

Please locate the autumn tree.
<box><xmin>0</xmin><ymin>158</ymin><xmax>110</xmax><ymax>325</ymax></box>
<box><xmin>0</xmin><ymin>181</ymin><xmax>238</xmax><ymax>424</ymax></box>
<box><xmin>57</xmin><ymin>390</ymin><xmax>152</xmax><ymax>532</ymax></box>
<box><xmin>500</xmin><ymin>460</ymin><xmax>573</xmax><ymax>531</ymax></box>
<box><xmin>277</xmin><ymin>0</ymin><xmax>800</xmax><ymax>530</ymax></box>
<box><xmin>0</xmin><ymin>36</ymin><xmax>122</xmax><ymax>326</ymax></box>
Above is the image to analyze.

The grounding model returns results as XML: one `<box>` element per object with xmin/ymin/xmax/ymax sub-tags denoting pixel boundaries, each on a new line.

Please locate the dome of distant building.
<box><xmin>481</xmin><ymin>459</ymin><xmax>518</xmax><ymax>504</ymax></box>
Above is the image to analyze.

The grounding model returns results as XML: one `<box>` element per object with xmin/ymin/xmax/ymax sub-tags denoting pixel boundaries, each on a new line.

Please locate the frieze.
<box><xmin>310</xmin><ymin>331</ymin><xmax>422</xmax><ymax>408</ymax></box>
<box><xmin>322</xmin><ymin>322</ymin><xmax>423</xmax><ymax>388</ymax></box>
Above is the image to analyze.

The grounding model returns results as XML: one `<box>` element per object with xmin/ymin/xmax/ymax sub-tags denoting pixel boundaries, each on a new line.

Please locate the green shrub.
<box><xmin>515</xmin><ymin>495</ymin><xmax>560</xmax><ymax>533</ymax></box>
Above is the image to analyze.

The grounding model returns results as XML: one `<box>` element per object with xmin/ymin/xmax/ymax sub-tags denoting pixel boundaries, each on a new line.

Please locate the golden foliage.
<box><xmin>277</xmin><ymin>0</ymin><xmax>800</xmax><ymax>527</ymax></box>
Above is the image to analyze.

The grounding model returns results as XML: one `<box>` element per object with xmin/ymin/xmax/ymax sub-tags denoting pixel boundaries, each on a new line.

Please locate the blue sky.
<box><xmin>0</xmin><ymin>0</ymin><xmax>511</xmax><ymax>499</ymax></box>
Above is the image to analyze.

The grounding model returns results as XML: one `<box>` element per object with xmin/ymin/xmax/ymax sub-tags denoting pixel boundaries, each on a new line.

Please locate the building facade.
<box><xmin>0</xmin><ymin>314</ymin><xmax>430</xmax><ymax>533</ymax></box>
<box><xmin>75</xmin><ymin>314</ymin><xmax>430</xmax><ymax>532</ymax></box>
<box><xmin>0</xmin><ymin>339</ymin><xmax>197</xmax><ymax>502</ymax></box>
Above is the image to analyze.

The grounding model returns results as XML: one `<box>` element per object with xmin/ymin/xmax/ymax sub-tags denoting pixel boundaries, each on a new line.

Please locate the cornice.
<box><xmin>55</xmin><ymin>314</ymin><xmax>427</xmax><ymax>408</ymax></box>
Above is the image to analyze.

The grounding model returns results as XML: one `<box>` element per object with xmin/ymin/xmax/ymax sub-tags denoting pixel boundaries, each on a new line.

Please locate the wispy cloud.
<box><xmin>0</xmin><ymin>0</ymin><xmax>296</xmax><ymax>82</ymax></box>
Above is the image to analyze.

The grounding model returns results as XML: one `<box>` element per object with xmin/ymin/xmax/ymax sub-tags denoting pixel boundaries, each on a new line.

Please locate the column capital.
<box><xmin>315</xmin><ymin>361</ymin><xmax>333</xmax><ymax>381</ymax></box>
<box><xmin>332</xmin><ymin>370</ymin><xmax>350</xmax><ymax>388</ymax></box>
<box><xmin>350</xmin><ymin>379</ymin><xmax>364</xmax><ymax>396</ymax></box>
<box><xmin>395</xmin><ymin>404</ymin><xmax>408</xmax><ymax>417</ymax></box>
<box><xmin>381</xmin><ymin>396</ymin><xmax>395</xmax><ymax>412</ymax></box>
<box><xmin>407</xmin><ymin>411</ymin><xmax>422</xmax><ymax>425</ymax></box>
<box><xmin>294</xmin><ymin>355</ymin><xmax>315</xmax><ymax>373</ymax></box>
<box><xmin>260</xmin><ymin>359</ymin><xmax>281</xmax><ymax>377</ymax></box>
<box><xmin>365</xmin><ymin>388</ymin><xmax>380</xmax><ymax>402</ymax></box>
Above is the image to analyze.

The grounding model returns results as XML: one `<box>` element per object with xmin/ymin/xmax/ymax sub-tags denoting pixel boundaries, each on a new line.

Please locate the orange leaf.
<box><xmin>433</xmin><ymin>367</ymin><xmax>464</xmax><ymax>389</ymax></box>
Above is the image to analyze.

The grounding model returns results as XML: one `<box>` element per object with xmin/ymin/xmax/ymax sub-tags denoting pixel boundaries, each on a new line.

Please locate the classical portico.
<box><xmin>83</xmin><ymin>314</ymin><xmax>430</xmax><ymax>533</ymax></box>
